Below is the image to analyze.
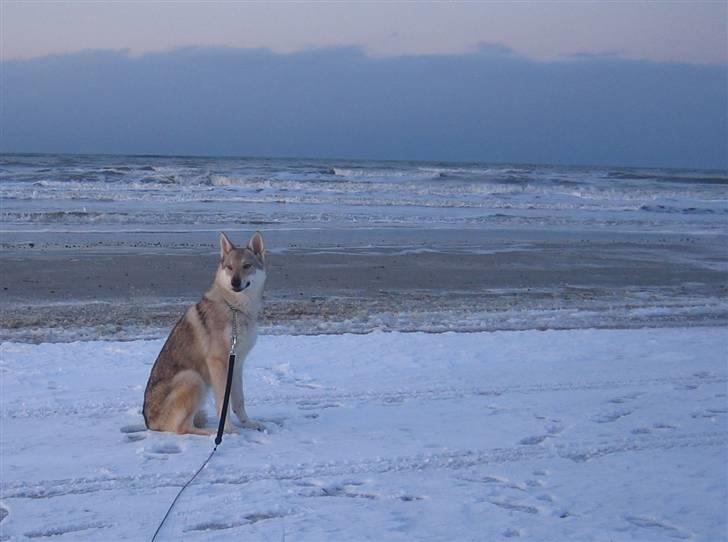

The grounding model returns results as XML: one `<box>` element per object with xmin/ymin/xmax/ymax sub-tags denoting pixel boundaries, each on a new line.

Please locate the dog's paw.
<box><xmin>240</xmin><ymin>419</ymin><xmax>266</xmax><ymax>432</ymax></box>
<box><xmin>223</xmin><ymin>422</ymin><xmax>239</xmax><ymax>434</ymax></box>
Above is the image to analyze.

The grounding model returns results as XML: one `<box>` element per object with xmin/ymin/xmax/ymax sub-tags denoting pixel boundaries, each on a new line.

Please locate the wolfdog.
<box><xmin>143</xmin><ymin>232</ymin><xmax>267</xmax><ymax>435</ymax></box>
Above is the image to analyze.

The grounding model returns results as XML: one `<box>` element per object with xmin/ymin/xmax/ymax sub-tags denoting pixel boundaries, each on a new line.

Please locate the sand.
<box><xmin>1</xmin><ymin>229</ymin><xmax>727</xmax><ymax>341</ymax></box>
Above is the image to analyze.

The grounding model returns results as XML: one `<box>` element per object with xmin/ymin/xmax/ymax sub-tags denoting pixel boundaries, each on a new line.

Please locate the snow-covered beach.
<box><xmin>1</xmin><ymin>154</ymin><xmax>727</xmax><ymax>540</ymax></box>
<box><xmin>1</xmin><ymin>329</ymin><xmax>727</xmax><ymax>540</ymax></box>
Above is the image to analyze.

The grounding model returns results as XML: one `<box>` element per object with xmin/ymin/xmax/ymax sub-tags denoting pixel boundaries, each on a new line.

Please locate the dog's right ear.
<box><xmin>220</xmin><ymin>232</ymin><xmax>235</xmax><ymax>260</ymax></box>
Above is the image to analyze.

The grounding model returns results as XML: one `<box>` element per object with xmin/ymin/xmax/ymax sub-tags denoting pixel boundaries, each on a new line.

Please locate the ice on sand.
<box><xmin>1</xmin><ymin>328</ymin><xmax>726</xmax><ymax>540</ymax></box>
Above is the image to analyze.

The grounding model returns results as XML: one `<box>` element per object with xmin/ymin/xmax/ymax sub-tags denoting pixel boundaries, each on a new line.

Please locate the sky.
<box><xmin>2</xmin><ymin>1</ymin><xmax>727</xmax><ymax>64</ymax></box>
<box><xmin>1</xmin><ymin>1</ymin><xmax>727</xmax><ymax>168</ymax></box>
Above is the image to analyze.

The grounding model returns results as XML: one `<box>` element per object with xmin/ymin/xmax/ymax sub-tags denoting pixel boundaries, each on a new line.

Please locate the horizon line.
<box><xmin>1</xmin><ymin>150</ymin><xmax>725</xmax><ymax>173</ymax></box>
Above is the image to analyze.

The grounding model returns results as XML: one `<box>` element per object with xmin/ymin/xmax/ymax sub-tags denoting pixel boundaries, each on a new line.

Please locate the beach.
<box><xmin>2</xmin><ymin>227</ymin><xmax>727</xmax><ymax>342</ymax></box>
<box><xmin>2</xmin><ymin>329</ymin><xmax>727</xmax><ymax>540</ymax></box>
<box><xmin>1</xmin><ymin>154</ymin><xmax>727</xmax><ymax>540</ymax></box>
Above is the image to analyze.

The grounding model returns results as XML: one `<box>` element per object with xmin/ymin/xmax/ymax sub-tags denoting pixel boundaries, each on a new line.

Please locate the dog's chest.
<box><xmin>230</xmin><ymin>321</ymin><xmax>257</xmax><ymax>359</ymax></box>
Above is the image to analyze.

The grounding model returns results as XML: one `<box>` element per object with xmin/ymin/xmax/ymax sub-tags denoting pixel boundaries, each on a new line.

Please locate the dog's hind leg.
<box><xmin>162</xmin><ymin>370</ymin><xmax>213</xmax><ymax>436</ymax></box>
<box><xmin>193</xmin><ymin>409</ymin><xmax>208</xmax><ymax>428</ymax></box>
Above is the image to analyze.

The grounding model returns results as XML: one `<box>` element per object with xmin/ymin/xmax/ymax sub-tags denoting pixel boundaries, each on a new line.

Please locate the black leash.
<box><xmin>150</xmin><ymin>308</ymin><xmax>239</xmax><ymax>541</ymax></box>
<box><xmin>150</xmin><ymin>446</ymin><xmax>217</xmax><ymax>542</ymax></box>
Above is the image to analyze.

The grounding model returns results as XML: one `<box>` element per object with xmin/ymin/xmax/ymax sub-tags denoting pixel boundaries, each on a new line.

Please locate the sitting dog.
<box><xmin>143</xmin><ymin>232</ymin><xmax>266</xmax><ymax>435</ymax></box>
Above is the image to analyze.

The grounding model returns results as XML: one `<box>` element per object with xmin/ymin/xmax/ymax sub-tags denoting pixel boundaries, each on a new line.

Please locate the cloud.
<box><xmin>565</xmin><ymin>50</ymin><xmax>627</xmax><ymax>60</ymax></box>
<box><xmin>474</xmin><ymin>42</ymin><xmax>516</xmax><ymax>56</ymax></box>
<box><xmin>1</xmin><ymin>46</ymin><xmax>726</xmax><ymax>169</ymax></box>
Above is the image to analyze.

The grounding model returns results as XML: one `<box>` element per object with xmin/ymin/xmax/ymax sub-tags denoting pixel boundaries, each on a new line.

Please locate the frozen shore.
<box><xmin>2</xmin><ymin>155</ymin><xmax>728</xmax><ymax>540</ymax></box>
<box><xmin>1</xmin><ymin>328</ymin><xmax>727</xmax><ymax>541</ymax></box>
<box><xmin>2</xmin><ymin>228</ymin><xmax>727</xmax><ymax>342</ymax></box>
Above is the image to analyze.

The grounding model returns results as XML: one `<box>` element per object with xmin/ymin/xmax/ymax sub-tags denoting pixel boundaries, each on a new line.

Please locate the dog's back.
<box><xmin>143</xmin><ymin>304</ymin><xmax>214</xmax><ymax>435</ymax></box>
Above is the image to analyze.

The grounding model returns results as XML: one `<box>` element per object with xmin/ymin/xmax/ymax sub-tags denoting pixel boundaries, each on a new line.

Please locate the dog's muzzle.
<box><xmin>232</xmin><ymin>280</ymin><xmax>251</xmax><ymax>293</ymax></box>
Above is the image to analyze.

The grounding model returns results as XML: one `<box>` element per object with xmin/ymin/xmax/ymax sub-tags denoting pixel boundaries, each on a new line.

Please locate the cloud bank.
<box><xmin>2</xmin><ymin>46</ymin><xmax>726</xmax><ymax>169</ymax></box>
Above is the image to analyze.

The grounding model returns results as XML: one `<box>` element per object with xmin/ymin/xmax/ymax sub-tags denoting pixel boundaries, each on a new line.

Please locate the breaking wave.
<box><xmin>1</xmin><ymin>153</ymin><xmax>726</xmax><ymax>233</ymax></box>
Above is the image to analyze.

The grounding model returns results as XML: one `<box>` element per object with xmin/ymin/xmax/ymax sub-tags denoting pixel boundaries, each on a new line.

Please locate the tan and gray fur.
<box><xmin>143</xmin><ymin>232</ymin><xmax>267</xmax><ymax>435</ymax></box>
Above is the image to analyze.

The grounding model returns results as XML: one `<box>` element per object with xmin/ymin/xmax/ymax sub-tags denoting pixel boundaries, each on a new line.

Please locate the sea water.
<box><xmin>2</xmin><ymin>154</ymin><xmax>727</xmax><ymax>240</ymax></box>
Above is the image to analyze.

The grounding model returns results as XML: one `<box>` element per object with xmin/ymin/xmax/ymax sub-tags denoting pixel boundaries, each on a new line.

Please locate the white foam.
<box><xmin>1</xmin><ymin>155</ymin><xmax>727</xmax><ymax>234</ymax></box>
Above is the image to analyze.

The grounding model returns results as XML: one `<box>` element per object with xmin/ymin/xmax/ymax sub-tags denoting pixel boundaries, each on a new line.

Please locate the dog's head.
<box><xmin>216</xmin><ymin>231</ymin><xmax>267</xmax><ymax>296</ymax></box>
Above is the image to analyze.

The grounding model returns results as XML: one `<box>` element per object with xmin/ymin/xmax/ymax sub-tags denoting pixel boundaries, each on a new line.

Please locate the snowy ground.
<box><xmin>1</xmin><ymin>328</ymin><xmax>727</xmax><ymax>541</ymax></box>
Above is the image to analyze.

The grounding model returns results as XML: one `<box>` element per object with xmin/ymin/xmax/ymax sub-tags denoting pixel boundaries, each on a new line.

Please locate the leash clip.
<box><xmin>227</xmin><ymin>302</ymin><xmax>239</xmax><ymax>355</ymax></box>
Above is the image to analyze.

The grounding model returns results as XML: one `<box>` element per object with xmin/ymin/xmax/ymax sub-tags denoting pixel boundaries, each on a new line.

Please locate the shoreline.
<box><xmin>2</xmin><ymin>229</ymin><xmax>727</xmax><ymax>342</ymax></box>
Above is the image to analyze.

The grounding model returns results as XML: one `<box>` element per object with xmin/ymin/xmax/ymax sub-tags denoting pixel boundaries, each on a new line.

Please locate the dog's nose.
<box><xmin>231</xmin><ymin>277</ymin><xmax>242</xmax><ymax>291</ymax></box>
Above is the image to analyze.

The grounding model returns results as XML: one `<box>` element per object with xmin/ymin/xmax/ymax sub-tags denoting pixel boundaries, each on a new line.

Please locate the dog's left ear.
<box><xmin>248</xmin><ymin>231</ymin><xmax>265</xmax><ymax>261</ymax></box>
<box><xmin>220</xmin><ymin>232</ymin><xmax>235</xmax><ymax>260</ymax></box>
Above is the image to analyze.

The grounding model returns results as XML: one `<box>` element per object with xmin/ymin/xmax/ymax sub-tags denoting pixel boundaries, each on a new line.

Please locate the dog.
<box><xmin>143</xmin><ymin>231</ymin><xmax>267</xmax><ymax>435</ymax></box>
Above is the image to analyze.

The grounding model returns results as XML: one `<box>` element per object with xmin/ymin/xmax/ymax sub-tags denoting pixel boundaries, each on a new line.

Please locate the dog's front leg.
<box><xmin>231</xmin><ymin>360</ymin><xmax>265</xmax><ymax>431</ymax></box>
<box><xmin>209</xmin><ymin>357</ymin><xmax>238</xmax><ymax>434</ymax></box>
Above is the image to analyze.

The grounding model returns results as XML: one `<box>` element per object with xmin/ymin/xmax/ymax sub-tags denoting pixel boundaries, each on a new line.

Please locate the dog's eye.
<box><xmin>243</xmin><ymin>263</ymin><xmax>252</xmax><ymax>270</ymax></box>
<box><xmin>225</xmin><ymin>264</ymin><xmax>233</xmax><ymax>271</ymax></box>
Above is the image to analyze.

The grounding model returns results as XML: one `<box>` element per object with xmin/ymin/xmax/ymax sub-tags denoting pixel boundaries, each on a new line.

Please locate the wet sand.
<box><xmin>1</xmin><ymin>229</ymin><xmax>727</xmax><ymax>342</ymax></box>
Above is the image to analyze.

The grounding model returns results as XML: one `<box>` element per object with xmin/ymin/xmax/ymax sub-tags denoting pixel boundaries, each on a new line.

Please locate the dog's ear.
<box><xmin>220</xmin><ymin>232</ymin><xmax>235</xmax><ymax>259</ymax></box>
<box><xmin>248</xmin><ymin>231</ymin><xmax>265</xmax><ymax>261</ymax></box>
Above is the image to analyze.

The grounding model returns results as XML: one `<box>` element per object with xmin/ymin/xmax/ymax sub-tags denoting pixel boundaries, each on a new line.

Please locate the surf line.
<box><xmin>150</xmin><ymin>308</ymin><xmax>240</xmax><ymax>542</ymax></box>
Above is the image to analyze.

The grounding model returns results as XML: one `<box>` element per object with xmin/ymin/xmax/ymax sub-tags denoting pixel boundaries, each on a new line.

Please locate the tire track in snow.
<box><xmin>3</xmin><ymin>431</ymin><xmax>726</xmax><ymax>500</ymax></box>
<box><xmin>2</xmin><ymin>374</ymin><xmax>724</xmax><ymax>420</ymax></box>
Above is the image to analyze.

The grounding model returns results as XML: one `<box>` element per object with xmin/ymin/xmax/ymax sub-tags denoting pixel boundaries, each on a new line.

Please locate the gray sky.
<box><xmin>2</xmin><ymin>1</ymin><xmax>727</xmax><ymax>64</ymax></box>
<box><xmin>3</xmin><ymin>46</ymin><xmax>726</xmax><ymax>168</ymax></box>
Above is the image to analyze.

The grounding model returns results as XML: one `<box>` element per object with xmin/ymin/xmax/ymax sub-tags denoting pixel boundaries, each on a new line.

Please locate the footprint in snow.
<box><xmin>144</xmin><ymin>442</ymin><xmax>182</xmax><ymax>456</ymax></box>
<box><xmin>184</xmin><ymin>520</ymin><xmax>245</xmax><ymax>532</ymax></box>
<box><xmin>120</xmin><ymin>423</ymin><xmax>148</xmax><ymax>442</ymax></box>
<box><xmin>545</xmin><ymin>423</ymin><xmax>564</xmax><ymax>435</ymax></box>
<box><xmin>518</xmin><ymin>434</ymin><xmax>548</xmax><ymax>445</ymax></box>
<box><xmin>259</xmin><ymin>416</ymin><xmax>286</xmax><ymax>428</ymax></box>
<box><xmin>625</xmin><ymin>515</ymin><xmax>691</xmax><ymax>539</ymax></box>
<box><xmin>674</xmin><ymin>382</ymin><xmax>700</xmax><ymax>391</ymax></box>
<box><xmin>23</xmin><ymin>522</ymin><xmax>111</xmax><ymax>539</ymax></box>
<box><xmin>691</xmin><ymin>408</ymin><xmax>726</xmax><ymax>419</ymax></box>
<box><xmin>120</xmin><ymin>423</ymin><xmax>147</xmax><ymax>434</ymax></box>
<box><xmin>593</xmin><ymin>409</ymin><xmax>632</xmax><ymax>423</ymax></box>
<box><xmin>652</xmin><ymin>422</ymin><xmax>676</xmax><ymax>430</ymax></box>
<box><xmin>488</xmin><ymin>500</ymin><xmax>540</xmax><ymax>515</ymax></box>
<box><xmin>296</xmin><ymin>399</ymin><xmax>342</xmax><ymax>411</ymax></box>
<box><xmin>297</xmin><ymin>479</ymin><xmax>423</xmax><ymax>502</ymax></box>
<box><xmin>519</xmin><ymin>420</ymin><xmax>563</xmax><ymax>445</ymax></box>
<box><xmin>262</xmin><ymin>363</ymin><xmax>322</xmax><ymax>390</ymax></box>
<box><xmin>295</xmin><ymin>381</ymin><xmax>323</xmax><ymax>390</ymax></box>
<box><xmin>185</xmin><ymin>512</ymin><xmax>288</xmax><ymax>533</ymax></box>
<box><xmin>460</xmin><ymin>474</ymin><xmax>526</xmax><ymax>492</ymax></box>
<box><xmin>608</xmin><ymin>392</ymin><xmax>644</xmax><ymax>404</ymax></box>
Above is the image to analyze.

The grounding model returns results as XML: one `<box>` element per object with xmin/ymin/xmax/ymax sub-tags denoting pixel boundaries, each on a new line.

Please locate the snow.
<box><xmin>1</xmin><ymin>328</ymin><xmax>727</xmax><ymax>541</ymax></box>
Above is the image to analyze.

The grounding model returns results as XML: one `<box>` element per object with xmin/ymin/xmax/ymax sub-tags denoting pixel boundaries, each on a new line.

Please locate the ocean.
<box><xmin>2</xmin><ymin>153</ymin><xmax>727</xmax><ymax>240</ymax></box>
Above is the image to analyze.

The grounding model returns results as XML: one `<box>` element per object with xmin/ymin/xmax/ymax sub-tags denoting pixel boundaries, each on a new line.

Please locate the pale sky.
<box><xmin>2</xmin><ymin>1</ymin><xmax>727</xmax><ymax>64</ymax></box>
